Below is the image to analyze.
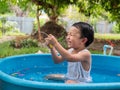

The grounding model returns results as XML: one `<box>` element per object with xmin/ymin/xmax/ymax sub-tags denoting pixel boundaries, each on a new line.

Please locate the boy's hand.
<box><xmin>45</xmin><ymin>34</ymin><xmax>57</xmax><ymax>49</ymax></box>
<box><xmin>45</xmin><ymin>38</ymin><xmax>52</xmax><ymax>49</ymax></box>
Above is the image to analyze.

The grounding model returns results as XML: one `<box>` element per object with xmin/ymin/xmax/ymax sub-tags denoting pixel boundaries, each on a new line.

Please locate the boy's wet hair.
<box><xmin>72</xmin><ymin>22</ymin><xmax>94</xmax><ymax>47</ymax></box>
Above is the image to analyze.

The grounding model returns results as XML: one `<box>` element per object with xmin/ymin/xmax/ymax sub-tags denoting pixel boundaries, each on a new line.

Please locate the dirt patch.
<box><xmin>0</xmin><ymin>36</ymin><xmax>16</xmax><ymax>43</ymax></box>
<box><xmin>89</xmin><ymin>39</ymin><xmax>120</xmax><ymax>56</ymax></box>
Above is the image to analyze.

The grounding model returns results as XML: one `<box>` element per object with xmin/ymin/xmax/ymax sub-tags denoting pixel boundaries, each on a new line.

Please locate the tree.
<box><xmin>31</xmin><ymin>0</ymin><xmax>78</xmax><ymax>41</ymax></box>
<box><xmin>87</xmin><ymin>0</ymin><xmax>120</xmax><ymax>31</ymax></box>
<box><xmin>9</xmin><ymin>0</ymin><xmax>33</xmax><ymax>17</ymax></box>
<box><xmin>76</xmin><ymin>0</ymin><xmax>109</xmax><ymax>19</ymax></box>
<box><xmin>99</xmin><ymin>0</ymin><xmax>120</xmax><ymax>31</ymax></box>
<box><xmin>75</xmin><ymin>0</ymin><xmax>120</xmax><ymax>32</ymax></box>
<box><xmin>32</xmin><ymin>0</ymin><xmax>77</xmax><ymax>22</ymax></box>
<box><xmin>99</xmin><ymin>0</ymin><xmax>120</xmax><ymax>21</ymax></box>
<box><xmin>0</xmin><ymin>0</ymin><xmax>33</xmax><ymax>17</ymax></box>
<box><xmin>1</xmin><ymin>0</ymin><xmax>120</xmax><ymax>34</ymax></box>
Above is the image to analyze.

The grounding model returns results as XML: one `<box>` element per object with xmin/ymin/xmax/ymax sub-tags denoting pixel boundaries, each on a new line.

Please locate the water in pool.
<box><xmin>10</xmin><ymin>66</ymin><xmax>120</xmax><ymax>83</ymax></box>
<box><xmin>91</xmin><ymin>67</ymin><xmax>120</xmax><ymax>83</ymax></box>
<box><xmin>10</xmin><ymin>66</ymin><xmax>66</xmax><ymax>83</ymax></box>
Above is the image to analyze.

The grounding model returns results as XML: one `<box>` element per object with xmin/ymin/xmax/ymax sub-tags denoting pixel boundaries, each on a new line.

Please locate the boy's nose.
<box><xmin>66</xmin><ymin>36</ymin><xmax>70</xmax><ymax>41</ymax></box>
<box><xmin>66</xmin><ymin>35</ymin><xmax>69</xmax><ymax>39</ymax></box>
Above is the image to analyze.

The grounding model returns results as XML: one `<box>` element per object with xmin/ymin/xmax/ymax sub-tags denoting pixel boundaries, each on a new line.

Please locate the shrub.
<box><xmin>112</xmin><ymin>23</ymin><xmax>120</xmax><ymax>33</ymax></box>
<box><xmin>10</xmin><ymin>38</ymin><xmax>38</xmax><ymax>48</ymax></box>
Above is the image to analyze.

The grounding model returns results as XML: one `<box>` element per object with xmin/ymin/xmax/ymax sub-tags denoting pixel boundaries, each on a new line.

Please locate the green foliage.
<box><xmin>87</xmin><ymin>0</ymin><xmax>120</xmax><ymax>30</ymax></box>
<box><xmin>0</xmin><ymin>16</ymin><xmax>24</xmax><ymax>36</ymax></box>
<box><xmin>62</xmin><ymin>5</ymin><xmax>89</xmax><ymax>22</ymax></box>
<box><xmin>32</xmin><ymin>0</ymin><xmax>78</xmax><ymax>21</ymax></box>
<box><xmin>4</xmin><ymin>21</ymin><xmax>19</xmax><ymax>32</ymax></box>
<box><xmin>6</xmin><ymin>0</ymin><xmax>32</xmax><ymax>12</ymax></box>
<box><xmin>0</xmin><ymin>0</ymin><xmax>10</xmax><ymax>14</ymax></box>
<box><xmin>17</xmin><ymin>0</ymin><xmax>31</xmax><ymax>11</ymax></box>
<box><xmin>10</xmin><ymin>38</ymin><xmax>38</xmax><ymax>48</ymax></box>
<box><xmin>0</xmin><ymin>17</ymin><xmax>6</xmax><ymax>23</ymax></box>
<box><xmin>0</xmin><ymin>0</ymin><xmax>35</xmax><ymax>17</ymax></box>
<box><xmin>21</xmin><ymin>38</ymin><xmax>38</xmax><ymax>48</ymax></box>
<box><xmin>100</xmin><ymin>0</ymin><xmax>120</xmax><ymax>17</ymax></box>
<box><xmin>0</xmin><ymin>17</ymin><xmax>7</xmax><ymax>35</ymax></box>
<box><xmin>0</xmin><ymin>19</ymin><xmax>20</xmax><ymax>35</ymax></box>
<box><xmin>112</xmin><ymin>23</ymin><xmax>120</xmax><ymax>33</ymax></box>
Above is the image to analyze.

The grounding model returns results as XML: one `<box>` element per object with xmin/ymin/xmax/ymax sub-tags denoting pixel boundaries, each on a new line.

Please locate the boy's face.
<box><xmin>66</xmin><ymin>26</ymin><xmax>83</xmax><ymax>48</ymax></box>
<box><xmin>67</xmin><ymin>26</ymin><xmax>80</xmax><ymax>38</ymax></box>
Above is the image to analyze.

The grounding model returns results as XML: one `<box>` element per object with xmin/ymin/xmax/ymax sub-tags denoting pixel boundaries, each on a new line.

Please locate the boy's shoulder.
<box><xmin>67</xmin><ymin>48</ymin><xmax>74</xmax><ymax>52</ymax></box>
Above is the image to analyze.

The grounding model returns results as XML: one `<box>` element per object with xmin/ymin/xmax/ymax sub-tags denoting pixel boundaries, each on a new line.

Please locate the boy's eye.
<box><xmin>67</xmin><ymin>32</ymin><xmax>81</xmax><ymax>38</ymax></box>
<box><xmin>67</xmin><ymin>33</ymin><xmax>71</xmax><ymax>36</ymax></box>
<box><xmin>67</xmin><ymin>33</ymin><xmax>75</xmax><ymax>36</ymax></box>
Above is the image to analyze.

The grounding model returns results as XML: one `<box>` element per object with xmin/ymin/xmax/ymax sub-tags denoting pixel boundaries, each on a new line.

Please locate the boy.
<box><xmin>45</xmin><ymin>22</ymin><xmax>94</xmax><ymax>83</ymax></box>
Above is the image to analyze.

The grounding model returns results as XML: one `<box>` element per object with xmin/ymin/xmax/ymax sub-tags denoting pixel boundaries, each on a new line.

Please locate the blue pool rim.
<box><xmin>0</xmin><ymin>54</ymin><xmax>120</xmax><ymax>89</ymax></box>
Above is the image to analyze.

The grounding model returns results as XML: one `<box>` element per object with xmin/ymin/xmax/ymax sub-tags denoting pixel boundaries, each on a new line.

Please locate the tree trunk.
<box><xmin>36</xmin><ymin>6</ymin><xmax>41</xmax><ymax>41</ymax></box>
<box><xmin>49</xmin><ymin>15</ymin><xmax>58</xmax><ymax>22</ymax></box>
<box><xmin>49</xmin><ymin>6</ymin><xmax>58</xmax><ymax>22</ymax></box>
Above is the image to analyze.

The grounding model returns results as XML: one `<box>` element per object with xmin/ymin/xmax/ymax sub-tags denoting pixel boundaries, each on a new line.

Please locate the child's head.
<box><xmin>72</xmin><ymin>22</ymin><xmax>94</xmax><ymax>47</ymax></box>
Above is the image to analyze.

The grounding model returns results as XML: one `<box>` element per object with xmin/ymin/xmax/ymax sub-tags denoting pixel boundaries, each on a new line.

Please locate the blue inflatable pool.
<box><xmin>0</xmin><ymin>54</ymin><xmax>120</xmax><ymax>90</ymax></box>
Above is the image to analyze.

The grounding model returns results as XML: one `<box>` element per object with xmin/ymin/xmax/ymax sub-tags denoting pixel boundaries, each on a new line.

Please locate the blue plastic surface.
<box><xmin>0</xmin><ymin>54</ymin><xmax>120</xmax><ymax>90</ymax></box>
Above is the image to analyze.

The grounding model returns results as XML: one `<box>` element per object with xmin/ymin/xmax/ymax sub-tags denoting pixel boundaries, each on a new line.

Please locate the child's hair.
<box><xmin>72</xmin><ymin>22</ymin><xmax>94</xmax><ymax>47</ymax></box>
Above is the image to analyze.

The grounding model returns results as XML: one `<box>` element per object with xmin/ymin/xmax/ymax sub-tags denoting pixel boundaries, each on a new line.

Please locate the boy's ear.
<box><xmin>81</xmin><ymin>37</ymin><xmax>88</xmax><ymax>44</ymax></box>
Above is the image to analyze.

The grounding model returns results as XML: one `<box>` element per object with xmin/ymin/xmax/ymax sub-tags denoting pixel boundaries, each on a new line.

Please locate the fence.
<box><xmin>96</xmin><ymin>21</ymin><xmax>114</xmax><ymax>33</ymax></box>
<box><xmin>7</xmin><ymin>17</ymin><xmax>34</xmax><ymax>35</ymax></box>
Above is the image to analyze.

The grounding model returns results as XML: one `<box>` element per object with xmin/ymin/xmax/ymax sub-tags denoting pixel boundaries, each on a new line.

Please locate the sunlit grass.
<box><xmin>90</xmin><ymin>49</ymin><xmax>103</xmax><ymax>54</ymax></box>
<box><xmin>95</xmin><ymin>33</ymin><xmax>120</xmax><ymax>40</ymax></box>
<box><xmin>5</xmin><ymin>32</ymin><xmax>25</xmax><ymax>36</ymax></box>
<box><xmin>0</xmin><ymin>42</ymin><xmax>49</xmax><ymax>58</ymax></box>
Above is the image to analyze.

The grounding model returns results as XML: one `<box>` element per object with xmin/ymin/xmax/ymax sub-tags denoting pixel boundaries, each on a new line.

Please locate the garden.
<box><xmin>0</xmin><ymin>0</ymin><xmax>120</xmax><ymax>90</ymax></box>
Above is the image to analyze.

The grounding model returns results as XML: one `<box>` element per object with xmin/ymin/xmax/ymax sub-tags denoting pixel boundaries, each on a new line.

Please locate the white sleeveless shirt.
<box><xmin>65</xmin><ymin>48</ymin><xmax>92</xmax><ymax>83</ymax></box>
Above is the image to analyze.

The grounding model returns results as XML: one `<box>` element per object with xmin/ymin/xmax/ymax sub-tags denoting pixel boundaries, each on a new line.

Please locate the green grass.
<box><xmin>95</xmin><ymin>33</ymin><xmax>120</xmax><ymax>40</ymax></box>
<box><xmin>0</xmin><ymin>33</ymin><xmax>119</xmax><ymax>58</ymax></box>
<box><xmin>0</xmin><ymin>42</ymin><xmax>49</xmax><ymax>58</ymax></box>
<box><xmin>0</xmin><ymin>41</ymin><xmax>103</xmax><ymax>58</ymax></box>
<box><xmin>90</xmin><ymin>49</ymin><xmax>103</xmax><ymax>54</ymax></box>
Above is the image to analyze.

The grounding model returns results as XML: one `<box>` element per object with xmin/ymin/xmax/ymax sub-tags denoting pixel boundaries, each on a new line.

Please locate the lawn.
<box><xmin>0</xmin><ymin>42</ymin><xmax>49</xmax><ymax>58</ymax></box>
<box><xmin>0</xmin><ymin>33</ymin><xmax>120</xmax><ymax>58</ymax></box>
<box><xmin>95</xmin><ymin>33</ymin><xmax>120</xmax><ymax>40</ymax></box>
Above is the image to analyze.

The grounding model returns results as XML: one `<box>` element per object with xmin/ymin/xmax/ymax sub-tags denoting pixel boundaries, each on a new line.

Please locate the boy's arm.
<box><xmin>50</xmin><ymin>47</ymin><xmax>64</xmax><ymax>64</ymax></box>
<box><xmin>46</xmin><ymin>34</ymin><xmax>90</xmax><ymax>62</ymax></box>
<box><xmin>54</xmin><ymin>41</ymin><xmax>90</xmax><ymax>62</ymax></box>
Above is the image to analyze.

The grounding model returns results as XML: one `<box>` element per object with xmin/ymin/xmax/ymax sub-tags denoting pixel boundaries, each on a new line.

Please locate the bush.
<box><xmin>0</xmin><ymin>16</ymin><xmax>20</xmax><ymax>35</ymax></box>
<box><xmin>10</xmin><ymin>38</ymin><xmax>38</xmax><ymax>48</ymax></box>
<box><xmin>112</xmin><ymin>23</ymin><xmax>120</xmax><ymax>33</ymax></box>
